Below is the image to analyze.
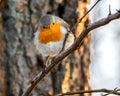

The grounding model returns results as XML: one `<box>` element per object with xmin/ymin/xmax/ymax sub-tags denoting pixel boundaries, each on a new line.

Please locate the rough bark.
<box><xmin>76</xmin><ymin>1</ymin><xmax>91</xmax><ymax>96</ymax></box>
<box><xmin>2</xmin><ymin>0</ymin><xmax>51</xmax><ymax>95</ymax></box>
<box><xmin>62</xmin><ymin>0</ymin><xmax>91</xmax><ymax>96</ymax></box>
<box><xmin>0</xmin><ymin>7</ymin><xmax>6</xmax><ymax>96</ymax></box>
<box><xmin>50</xmin><ymin>0</ymin><xmax>78</xmax><ymax>94</ymax></box>
<box><xmin>1</xmin><ymin>0</ymin><xmax>91</xmax><ymax>95</ymax></box>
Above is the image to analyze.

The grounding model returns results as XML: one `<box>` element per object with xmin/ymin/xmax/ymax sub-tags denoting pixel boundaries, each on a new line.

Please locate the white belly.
<box><xmin>36</xmin><ymin>39</ymin><xmax>64</xmax><ymax>56</ymax></box>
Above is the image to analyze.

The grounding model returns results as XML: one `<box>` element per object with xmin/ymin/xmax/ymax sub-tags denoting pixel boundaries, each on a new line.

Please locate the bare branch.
<box><xmin>55</xmin><ymin>88</ymin><xmax>120</xmax><ymax>96</ymax></box>
<box><xmin>109</xmin><ymin>5</ymin><xmax>111</xmax><ymax>15</ymax></box>
<box><xmin>71</xmin><ymin>0</ymin><xmax>101</xmax><ymax>32</ymax></box>
<box><xmin>22</xmin><ymin>10</ymin><xmax>120</xmax><ymax>96</ymax></box>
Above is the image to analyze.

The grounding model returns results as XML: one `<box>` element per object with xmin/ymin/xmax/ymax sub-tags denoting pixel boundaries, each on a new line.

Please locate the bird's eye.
<box><xmin>52</xmin><ymin>22</ymin><xmax>55</xmax><ymax>25</ymax></box>
<box><xmin>43</xmin><ymin>26</ymin><xmax>46</xmax><ymax>29</ymax></box>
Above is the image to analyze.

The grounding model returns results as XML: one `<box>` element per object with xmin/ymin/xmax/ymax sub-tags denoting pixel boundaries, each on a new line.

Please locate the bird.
<box><xmin>34</xmin><ymin>15</ymin><xmax>74</xmax><ymax>67</ymax></box>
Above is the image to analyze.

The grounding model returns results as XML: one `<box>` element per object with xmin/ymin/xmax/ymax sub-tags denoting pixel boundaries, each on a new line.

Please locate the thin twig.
<box><xmin>71</xmin><ymin>0</ymin><xmax>101</xmax><ymax>32</ymax></box>
<box><xmin>55</xmin><ymin>88</ymin><xmax>120</xmax><ymax>96</ymax></box>
<box><xmin>109</xmin><ymin>5</ymin><xmax>111</xmax><ymax>15</ymax></box>
<box><xmin>22</xmin><ymin>10</ymin><xmax>120</xmax><ymax>96</ymax></box>
<box><xmin>102</xmin><ymin>88</ymin><xmax>120</xmax><ymax>96</ymax></box>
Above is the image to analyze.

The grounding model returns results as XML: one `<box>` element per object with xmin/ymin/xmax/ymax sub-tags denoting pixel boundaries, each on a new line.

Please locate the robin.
<box><xmin>34</xmin><ymin>15</ymin><xmax>74</xmax><ymax>67</ymax></box>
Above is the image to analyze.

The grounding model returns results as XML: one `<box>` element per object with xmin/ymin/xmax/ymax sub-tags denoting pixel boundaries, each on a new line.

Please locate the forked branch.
<box><xmin>55</xmin><ymin>88</ymin><xmax>120</xmax><ymax>96</ymax></box>
<box><xmin>22</xmin><ymin>10</ymin><xmax>120</xmax><ymax>96</ymax></box>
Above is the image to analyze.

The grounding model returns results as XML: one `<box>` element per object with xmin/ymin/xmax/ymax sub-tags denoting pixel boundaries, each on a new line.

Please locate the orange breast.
<box><xmin>38</xmin><ymin>23</ymin><xmax>63</xmax><ymax>44</ymax></box>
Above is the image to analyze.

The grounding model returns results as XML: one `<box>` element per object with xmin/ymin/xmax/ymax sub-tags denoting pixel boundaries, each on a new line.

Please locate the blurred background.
<box><xmin>89</xmin><ymin>0</ymin><xmax>120</xmax><ymax>96</ymax></box>
<box><xmin>0</xmin><ymin>0</ymin><xmax>120</xmax><ymax>96</ymax></box>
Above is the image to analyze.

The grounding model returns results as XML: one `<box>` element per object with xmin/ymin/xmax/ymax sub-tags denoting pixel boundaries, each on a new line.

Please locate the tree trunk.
<box><xmin>62</xmin><ymin>0</ymin><xmax>91</xmax><ymax>96</ymax></box>
<box><xmin>1</xmin><ymin>0</ymin><xmax>91</xmax><ymax>95</ymax></box>
<box><xmin>0</xmin><ymin>6</ymin><xmax>6</xmax><ymax>96</ymax></box>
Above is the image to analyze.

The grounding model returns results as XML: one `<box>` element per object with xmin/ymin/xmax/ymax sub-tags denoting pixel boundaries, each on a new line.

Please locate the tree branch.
<box><xmin>55</xmin><ymin>88</ymin><xmax>120</xmax><ymax>96</ymax></box>
<box><xmin>22</xmin><ymin>10</ymin><xmax>120</xmax><ymax>96</ymax></box>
